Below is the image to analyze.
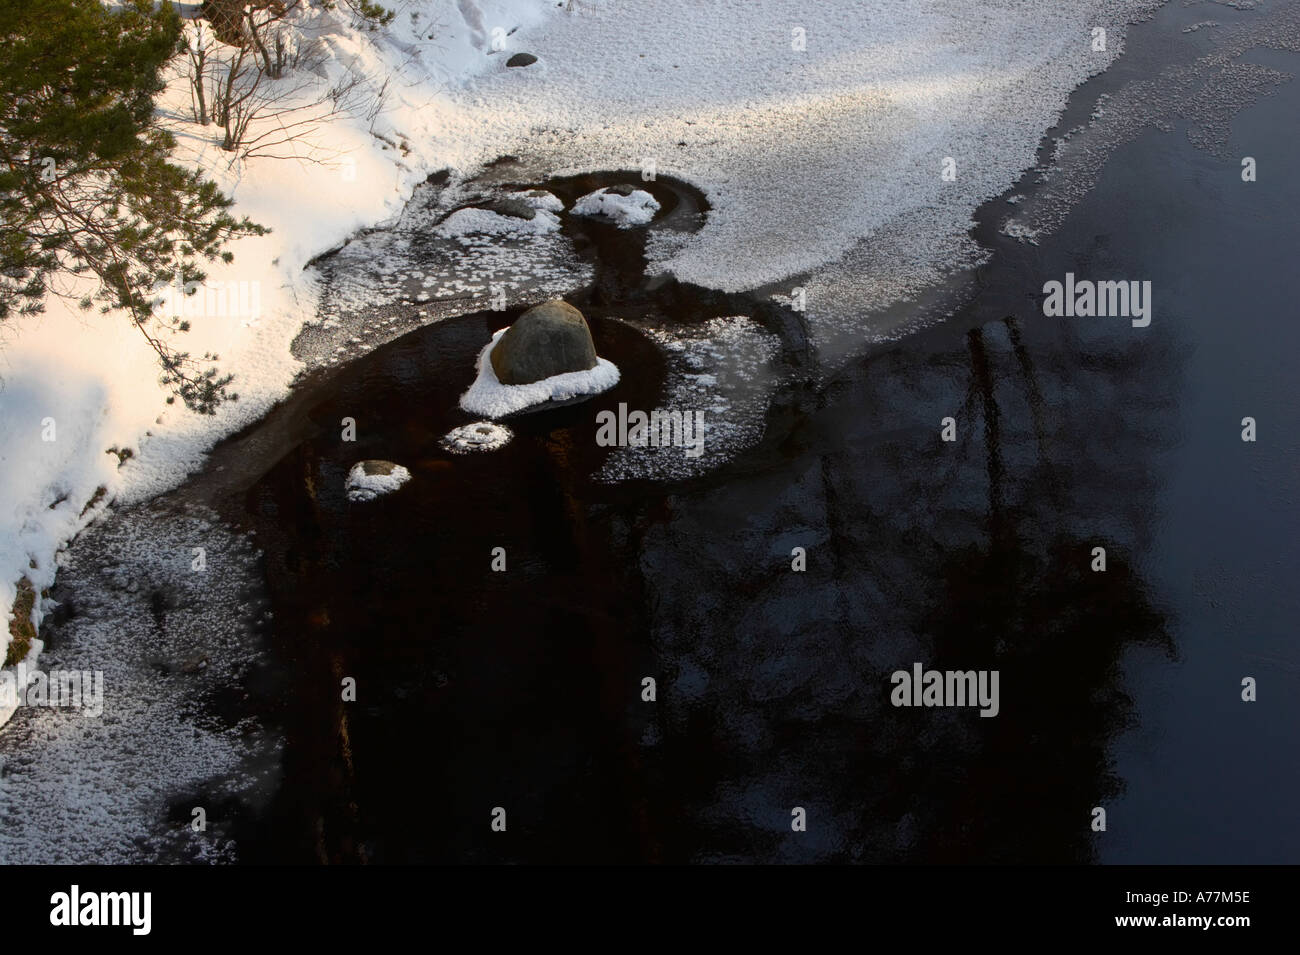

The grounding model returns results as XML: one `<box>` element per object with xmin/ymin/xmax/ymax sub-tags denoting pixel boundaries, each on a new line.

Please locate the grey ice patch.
<box><xmin>297</xmin><ymin>178</ymin><xmax>591</xmax><ymax>371</ymax></box>
<box><xmin>595</xmin><ymin>316</ymin><xmax>786</xmax><ymax>482</ymax></box>
<box><xmin>787</xmin><ymin>213</ymin><xmax>991</xmax><ymax>368</ymax></box>
<box><xmin>0</xmin><ymin>505</ymin><xmax>280</xmax><ymax>863</ymax></box>
<box><xmin>1003</xmin><ymin>2</ymin><xmax>1300</xmax><ymax>242</ymax></box>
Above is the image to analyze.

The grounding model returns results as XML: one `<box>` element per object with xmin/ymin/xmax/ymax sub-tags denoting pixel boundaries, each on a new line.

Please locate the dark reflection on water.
<box><xmin>633</xmin><ymin>310</ymin><xmax>1180</xmax><ymax>863</ymax></box>
<box><xmin>223</xmin><ymin>150</ymin><xmax>1193</xmax><ymax>862</ymax></box>
<box><xmin>239</xmin><ymin>310</ymin><xmax>670</xmax><ymax>863</ymax></box>
<box><xmin>209</xmin><ymin>10</ymin><xmax>1300</xmax><ymax>859</ymax></box>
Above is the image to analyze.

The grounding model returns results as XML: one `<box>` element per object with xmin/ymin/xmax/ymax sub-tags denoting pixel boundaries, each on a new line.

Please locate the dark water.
<box><xmin>1082</xmin><ymin>71</ymin><xmax>1300</xmax><ymax>864</ymax></box>
<box><xmin>187</xmin><ymin>17</ymin><xmax>1300</xmax><ymax>863</ymax></box>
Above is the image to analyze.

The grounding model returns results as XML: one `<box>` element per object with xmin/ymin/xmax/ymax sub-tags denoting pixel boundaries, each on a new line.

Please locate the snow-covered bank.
<box><xmin>0</xmin><ymin>0</ymin><xmax>558</xmax><ymax>677</ymax></box>
<box><xmin>1</xmin><ymin>0</ymin><xmax>1164</xmax><ymax>686</ymax></box>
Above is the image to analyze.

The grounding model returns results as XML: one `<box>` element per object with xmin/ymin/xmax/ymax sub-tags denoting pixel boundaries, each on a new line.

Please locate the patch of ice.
<box><xmin>459</xmin><ymin>328</ymin><xmax>620</xmax><ymax>419</ymax></box>
<box><xmin>596</xmin><ymin>316</ymin><xmax>785</xmax><ymax>483</ymax></box>
<box><xmin>0</xmin><ymin>506</ymin><xmax>278</xmax><ymax>862</ymax></box>
<box><xmin>1001</xmin><ymin>4</ymin><xmax>1300</xmax><ymax>241</ymax></box>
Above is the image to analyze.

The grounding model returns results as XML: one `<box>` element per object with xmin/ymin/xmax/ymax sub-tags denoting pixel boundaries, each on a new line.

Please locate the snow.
<box><xmin>345</xmin><ymin>462</ymin><xmax>412</xmax><ymax>502</ymax></box>
<box><xmin>513</xmin><ymin>189</ymin><xmax>565</xmax><ymax>213</ymax></box>
<box><xmin>434</xmin><ymin>205</ymin><xmax>561</xmax><ymax>239</ymax></box>
<box><xmin>433</xmin><ymin>0</ymin><xmax>1162</xmax><ymax>293</ymax></box>
<box><xmin>442</xmin><ymin>421</ymin><xmax>514</xmax><ymax>453</ymax></box>
<box><xmin>0</xmin><ymin>0</ymin><xmax>557</xmax><ymax>690</ymax></box>
<box><xmin>572</xmin><ymin>187</ymin><xmax>660</xmax><ymax>227</ymax></box>
<box><xmin>303</xmin><ymin>183</ymin><xmax>588</xmax><ymax>344</ymax></box>
<box><xmin>459</xmin><ymin>328</ymin><xmax>620</xmax><ymax>419</ymax></box>
<box><xmin>0</xmin><ymin>507</ymin><xmax>278</xmax><ymax>862</ymax></box>
<box><xmin>0</xmin><ymin>638</ymin><xmax>41</xmax><ymax>730</ymax></box>
<box><xmin>0</xmin><ymin>0</ymin><xmax>1166</xmax><ymax>713</ymax></box>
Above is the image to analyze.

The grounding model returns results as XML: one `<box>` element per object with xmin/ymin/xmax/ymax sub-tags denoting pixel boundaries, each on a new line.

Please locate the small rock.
<box><xmin>442</xmin><ymin>421</ymin><xmax>513</xmax><ymax>453</ymax></box>
<box><xmin>572</xmin><ymin>186</ymin><xmax>661</xmax><ymax>227</ymax></box>
<box><xmin>506</xmin><ymin>52</ymin><xmax>538</xmax><ymax>68</ymax></box>
<box><xmin>486</xmin><ymin>197</ymin><xmax>536</xmax><ymax>220</ymax></box>
<box><xmin>180</xmin><ymin>655</ymin><xmax>210</xmax><ymax>674</ymax></box>
<box><xmin>345</xmin><ymin>460</ymin><xmax>412</xmax><ymax>502</ymax></box>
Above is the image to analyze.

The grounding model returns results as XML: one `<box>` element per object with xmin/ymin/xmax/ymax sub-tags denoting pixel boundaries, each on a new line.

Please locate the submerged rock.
<box><xmin>490</xmin><ymin>300</ymin><xmax>599</xmax><ymax>386</ymax></box>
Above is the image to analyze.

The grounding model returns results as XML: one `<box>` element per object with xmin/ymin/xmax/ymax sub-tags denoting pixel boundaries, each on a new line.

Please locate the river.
<box><xmin>2</xmin><ymin>0</ymin><xmax>1296</xmax><ymax>864</ymax></box>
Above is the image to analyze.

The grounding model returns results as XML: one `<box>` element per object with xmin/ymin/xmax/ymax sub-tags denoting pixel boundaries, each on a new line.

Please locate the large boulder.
<box><xmin>490</xmin><ymin>300</ymin><xmax>599</xmax><ymax>385</ymax></box>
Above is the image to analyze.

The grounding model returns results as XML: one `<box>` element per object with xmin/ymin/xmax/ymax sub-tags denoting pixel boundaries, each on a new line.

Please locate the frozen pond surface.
<box><xmin>2</xmin><ymin>0</ymin><xmax>1298</xmax><ymax>863</ymax></box>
